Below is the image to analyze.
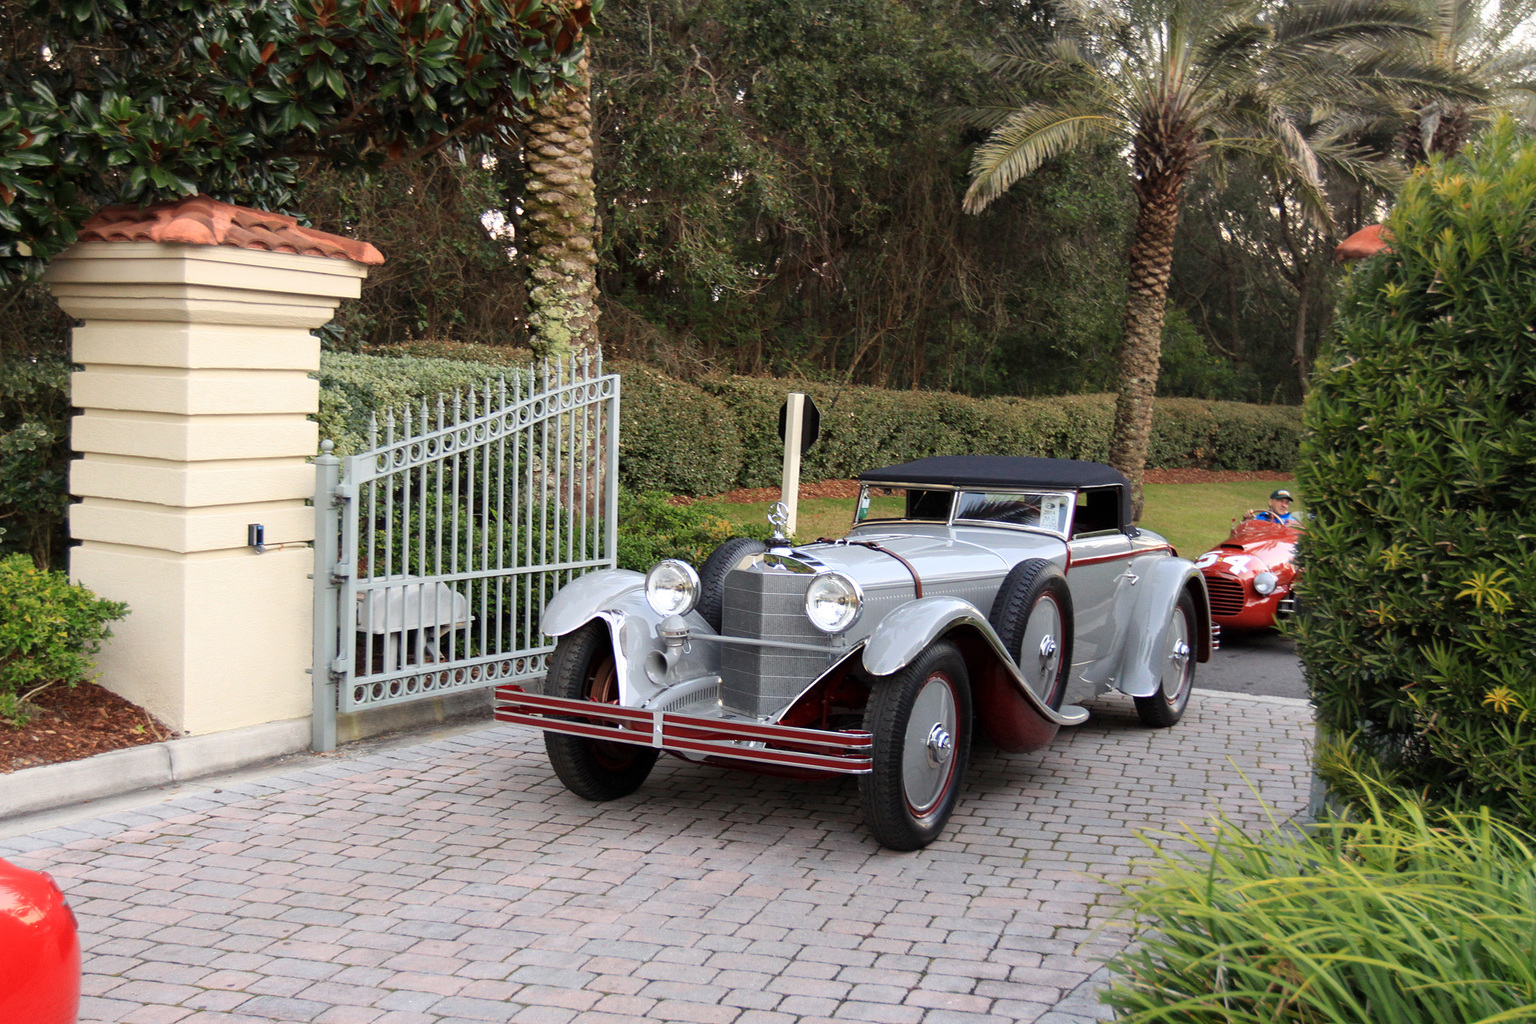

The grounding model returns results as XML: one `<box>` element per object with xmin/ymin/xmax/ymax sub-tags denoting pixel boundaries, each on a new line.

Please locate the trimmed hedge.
<box><xmin>693</xmin><ymin>376</ymin><xmax>1299</xmax><ymax>489</ymax></box>
<box><xmin>314</xmin><ymin>351</ymin><xmax>1301</xmax><ymax>492</ymax></box>
<box><xmin>313</xmin><ymin>350</ymin><xmax>535</xmax><ymax>455</ymax></box>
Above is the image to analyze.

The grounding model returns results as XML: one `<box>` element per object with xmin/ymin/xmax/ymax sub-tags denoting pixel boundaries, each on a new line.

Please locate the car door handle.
<box><xmin>1115</xmin><ymin>570</ymin><xmax>1139</xmax><ymax>585</ymax></box>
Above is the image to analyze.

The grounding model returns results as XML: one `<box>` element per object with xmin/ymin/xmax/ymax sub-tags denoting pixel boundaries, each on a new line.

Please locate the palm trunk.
<box><xmin>1110</xmin><ymin>178</ymin><xmax>1183</xmax><ymax>521</ymax></box>
<box><xmin>1293</xmin><ymin>261</ymin><xmax>1313</xmax><ymax>396</ymax></box>
<box><xmin>523</xmin><ymin>53</ymin><xmax>599</xmax><ymax>357</ymax></box>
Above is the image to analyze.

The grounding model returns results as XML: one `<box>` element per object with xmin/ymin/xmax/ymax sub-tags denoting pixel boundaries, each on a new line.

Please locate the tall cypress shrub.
<box><xmin>1296</xmin><ymin>119</ymin><xmax>1536</xmax><ymax>826</ymax></box>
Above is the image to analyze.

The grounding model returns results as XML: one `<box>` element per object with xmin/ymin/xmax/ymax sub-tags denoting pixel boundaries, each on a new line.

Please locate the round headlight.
<box><xmin>1253</xmin><ymin>571</ymin><xmax>1278</xmax><ymax>596</ymax></box>
<box><xmin>645</xmin><ymin>560</ymin><xmax>700</xmax><ymax>616</ymax></box>
<box><xmin>805</xmin><ymin>571</ymin><xmax>863</xmax><ymax>634</ymax></box>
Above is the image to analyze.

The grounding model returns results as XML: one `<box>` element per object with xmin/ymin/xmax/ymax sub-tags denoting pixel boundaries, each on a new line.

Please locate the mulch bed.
<box><xmin>1</xmin><ymin>684</ymin><xmax>172</xmax><ymax>773</ymax></box>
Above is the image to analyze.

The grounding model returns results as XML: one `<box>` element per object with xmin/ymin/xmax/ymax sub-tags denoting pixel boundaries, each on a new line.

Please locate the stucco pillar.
<box><xmin>42</xmin><ymin>196</ymin><xmax>381</xmax><ymax>736</ymax></box>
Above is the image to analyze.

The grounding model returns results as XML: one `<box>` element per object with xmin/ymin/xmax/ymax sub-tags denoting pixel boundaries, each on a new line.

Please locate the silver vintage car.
<box><xmin>497</xmin><ymin>456</ymin><xmax>1216</xmax><ymax>850</ymax></box>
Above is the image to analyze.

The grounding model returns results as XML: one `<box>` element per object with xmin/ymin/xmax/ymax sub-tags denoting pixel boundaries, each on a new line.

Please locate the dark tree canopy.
<box><xmin>0</xmin><ymin>0</ymin><xmax>598</xmax><ymax>284</ymax></box>
<box><xmin>590</xmin><ymin>0</ymin><xmax>1136</xmax><ymax>394</ymax></box>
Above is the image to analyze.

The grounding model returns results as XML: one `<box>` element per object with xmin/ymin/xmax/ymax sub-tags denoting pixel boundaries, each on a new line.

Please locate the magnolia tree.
<box><xmin>0</xmin><ymin>0</ymin><xmax>599</xmax><ymax>286</ymax></box>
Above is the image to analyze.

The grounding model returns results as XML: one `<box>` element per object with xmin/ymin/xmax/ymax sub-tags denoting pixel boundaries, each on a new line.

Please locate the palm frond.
<box><xmin>962</xmin><ymin>108</ymin><xmax>1119</xmax><ymax>214</ymax></box>
<box><xmin>1310</xmin><ymin>139</ymin><xmax>1407</xmax><ymax>189</ymax></box>
<box><xmin>1343</xmin><ymin>54</ymin><xmax>1488</xmax><ymax>104</ymax></box>
<box><xmin>1485</xmin><ymin>0</ymin><xmax>1536</xmax><ymax>47</ymax></box>
<box><xmin>1188</xmin><ymin>21</ymin><xmax>1272</xmax><ymax>96</ymax></box>
<box><xmin>1271</xmin><ymin>0</ymin><xmax>1428</xmax><ymax>56</ymax></box>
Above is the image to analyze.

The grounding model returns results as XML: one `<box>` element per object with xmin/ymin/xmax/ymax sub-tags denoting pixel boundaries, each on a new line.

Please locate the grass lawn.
<box><xmin>1141</xmin><ymin>481</ymin><xmax>1300</xmax><ymax>557</ymax></box>
<box><xmin>711</xmin><ymin>481</ymin><xmax>1297</xmax><ymax>559</ymax></box>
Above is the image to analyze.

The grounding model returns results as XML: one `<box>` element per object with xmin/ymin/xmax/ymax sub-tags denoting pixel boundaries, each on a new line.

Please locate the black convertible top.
<box><xmin>860</xmin><ymin>456</ymin><xmax>1128</xmax><ymax>491</ymax></box>
<box><xmin>859</xmin><ymin>456</ymin><xmax>1133</xmax><ymax>533</ymax></box>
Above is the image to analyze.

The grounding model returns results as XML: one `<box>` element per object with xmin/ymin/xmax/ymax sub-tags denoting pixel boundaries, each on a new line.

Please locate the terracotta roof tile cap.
<box><xmin>1335</xmin><ymin>223</ymin><xmax>1392</xmax><ymax>261</ymax></box>
<box><xmin>78</xmin><ymin>194</ymin><xmax>384</xmax><ymax>266</ymax></box>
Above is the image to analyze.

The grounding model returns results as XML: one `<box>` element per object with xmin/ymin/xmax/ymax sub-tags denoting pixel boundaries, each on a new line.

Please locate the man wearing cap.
<box><xmin>1253</xmin><ymin>489</ymin><xmax>1299</xmax><ymax>524</ymax></box>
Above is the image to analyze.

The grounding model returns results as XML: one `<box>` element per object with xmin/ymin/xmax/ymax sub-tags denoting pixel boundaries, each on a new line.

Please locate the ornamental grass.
<box><xmin>1101</xmin><ymin>782</ymin><xmax>1536</xmax><ymax>1023</ymax></box>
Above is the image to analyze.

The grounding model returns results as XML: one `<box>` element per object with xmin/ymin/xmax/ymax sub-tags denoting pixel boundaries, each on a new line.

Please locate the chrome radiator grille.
<box><xmin>1205</xmin><ymin>575</ymin><xmax>1245</xmax><ymax>617</ymax></box>
<box><xmin>719</xmin><ymin>568</ymin><xmax>833</xmax><ymax>718</ymax></box>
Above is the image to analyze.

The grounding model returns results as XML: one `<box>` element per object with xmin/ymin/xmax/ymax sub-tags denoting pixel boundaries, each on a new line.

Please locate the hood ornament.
<box><xmin>768</xmin><ymin>501</ymin><xmax>791</xmax><ymax>544</ymax></box>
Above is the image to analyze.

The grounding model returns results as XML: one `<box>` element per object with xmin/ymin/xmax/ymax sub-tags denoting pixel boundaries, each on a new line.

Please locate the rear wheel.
<box><xmin>696</xmin><ymin>538</ymin><xmax>769</xmax><ymax>631</ymax></box>
<box><xmin>1134</xmin><ymin>590</ymin><xmax>1196</xmax><ymax>727</ymax></box>
<box><xmin>859</xmin><ymin>641</ymin><xmax>972</xmax><ymax>851</ymax></box>
<box><xmin>544</xmin><ymin>622</ymin><xmax>659</xmax><ymax>799</ymax></box>
<box><xmin>988</xmin><ymin>559</ymin><xmax>1073</xmax><ymax>710</ymax></box>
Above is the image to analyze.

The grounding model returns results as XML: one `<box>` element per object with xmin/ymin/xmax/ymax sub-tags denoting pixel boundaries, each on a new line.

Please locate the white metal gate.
<box><xmin>311</xmin><ymin>350</ymin><xmax>619</xmax><ymax>750</ymax></box>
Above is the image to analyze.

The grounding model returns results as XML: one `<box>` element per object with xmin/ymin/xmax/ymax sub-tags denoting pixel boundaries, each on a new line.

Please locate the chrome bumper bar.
<box><xmin>494</xmin><ymin>686</ymin><xmax>873</xmax><ymax>774</ymax></box>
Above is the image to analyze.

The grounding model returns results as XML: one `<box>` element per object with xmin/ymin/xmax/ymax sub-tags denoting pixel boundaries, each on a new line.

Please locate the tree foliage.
<box><xmin>593</xmin><ymin>0</ymin><xmax>1135</xmax><ymax>392</ymax></box>
<box><xmin>1297</xmin><ymin>119</ymin><xmax>1536</xmax><ymax>828</ymax></box>
<box><xmin>0</xmin><ymin>0</ymin><xmax>598</xmax><ymax>285</ymax></box>
<box><xmin>303</xmin><ymin>155</ymin><xmax>526</xmax><ymax>348</ymax></box>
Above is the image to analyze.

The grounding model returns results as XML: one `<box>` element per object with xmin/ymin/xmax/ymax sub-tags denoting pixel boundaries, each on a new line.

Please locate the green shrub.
<box><xmin>615</xmin><ymin>367</ymin><xmax>743</xmax><ymax>496</ymax></box>
<box><xmin>615</xmin><ymin>490</ymin><xmax>771</xmax><ymax>572</ymax></box>
<box><xmin>314</xmin><ymin>350</ymin><xmax>536</xmax><ymax>454</ymax></box>
<box><xmin>0</xmin><ymin>355</ymin><xmax>72</xmax><ymax>568</ymax></box>
<box><xmin>1101</xmin><ymin>782</ymin><xmax>1536</xmax><ymax>1023</ymax></box>
<box><xmin>0</xmin><ymin>554</ymin><xmax>128</xmax><ymax>725</ymax></box>
<box><xmin>1295</xmin><ymin>119</ymin><xmax>1536</xmax><ymax>828</ymax></box>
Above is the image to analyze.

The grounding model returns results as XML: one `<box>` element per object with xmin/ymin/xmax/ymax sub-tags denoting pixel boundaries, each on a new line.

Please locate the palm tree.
<box><xmin>963</xmin><ymin>0</ymin><xmax>1426</xmax><ymax>515</ymax></box>
<box><xmin>524</xmin><ymin>52</ymin><xmax>600</xmax><ymax>357</ymax></box>
<box><xmin>1397</xmin><ymin>0</ymin><xmax>1536</xmax><ymax>162</ymax></box>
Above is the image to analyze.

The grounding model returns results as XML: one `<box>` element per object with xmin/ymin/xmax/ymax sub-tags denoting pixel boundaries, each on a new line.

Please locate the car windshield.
<box><xmin>851</xmin><ymin>485</ymin><xmax>1075</xmax><ymax>534</ymax></box>
<box><xmin>853</xmin><ymin>486</ymin><xmax>952</xmax><ymax>524</ymax></box>
<box><xmin>954</xmin><ymin>490</ymin><xmax>1073</xmax><ymax>534</ymax></box>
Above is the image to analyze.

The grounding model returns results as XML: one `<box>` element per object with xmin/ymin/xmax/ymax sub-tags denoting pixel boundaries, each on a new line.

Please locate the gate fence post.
<box><xmin>312</xmin><ymin>441</ymin><xmax>342</xmax><ymax>752</ymax></box>
<box><xmin>42</xmin><ymin>197</ymin><xmax>380</xmax><ymax>736</ymax></box>
<box><xmin>606</xmin><ymin>376</ymin><xmax>620</xmax><ymax>568</ymax></box>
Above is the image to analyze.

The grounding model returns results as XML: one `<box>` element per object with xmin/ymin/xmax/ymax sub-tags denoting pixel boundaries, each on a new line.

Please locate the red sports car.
<box><xmin>1195</xmin><ymin>513</ymin><xmax>1301</xmax><ymax>632</ymax></box>
<box><xmin>0</xmin><ymin>858</ymin><xmax>81</xmax><ymax>1024</ymax></box>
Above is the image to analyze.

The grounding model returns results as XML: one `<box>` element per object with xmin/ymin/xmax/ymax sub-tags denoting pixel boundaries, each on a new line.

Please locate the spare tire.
<box><xmin>696</xmin><ymin>537</ymin><xmax>769</xmax><ymax>631</ymax></box>
<box><xmin>987</xmin><ymin>558</ymin><xmax>1074</xmax><ymax>711</ymax></box>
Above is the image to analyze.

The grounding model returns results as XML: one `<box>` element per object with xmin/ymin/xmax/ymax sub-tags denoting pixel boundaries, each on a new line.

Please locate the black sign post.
<box><xmin>778</xmin><ymin>394</ymin><xmax>820</xmax><ymax>455</ymax></box>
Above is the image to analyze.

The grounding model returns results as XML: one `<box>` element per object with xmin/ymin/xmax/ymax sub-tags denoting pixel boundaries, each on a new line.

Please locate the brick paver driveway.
<box><xmin>1</xmin><ymin>691</ymin><xmax>1311</xmax><ymax>1024</ymax></box>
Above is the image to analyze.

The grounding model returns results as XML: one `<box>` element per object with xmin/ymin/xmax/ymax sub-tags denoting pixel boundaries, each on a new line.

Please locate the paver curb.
<box><xmin>0</xmin><ymin>717</ymin><xmax>310</xmax><ymax>821</ymax></box>
<box><xmin>1207</xmin><ymin>691</ymin><xmax>1312</xmax><ymax>708</ymax></box>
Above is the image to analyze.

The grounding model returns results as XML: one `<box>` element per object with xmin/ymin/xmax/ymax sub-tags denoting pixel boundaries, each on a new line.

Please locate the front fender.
<box><xmin>541</xmin><ymin>571</ymin><xmax>723</xmax><ymax>708</ymax></box>
<box><xmin>541</xmin><ymin>569</ymin><xmax>645</xmax><ymax>637</ymax></box>
<box><xmin>861</xmin><ymin>596</ymin><xmax>989</xmax><ymax>678</ymax></box>
<box><xmin>862</xmin><ymin>597</ymin><xmax>1086</xmax><ymax>745</ymax></box>
<box><xmin>1114</xmin><ymin>558</ymin><xmax>1210</xmax><ymax>698</ymax></box>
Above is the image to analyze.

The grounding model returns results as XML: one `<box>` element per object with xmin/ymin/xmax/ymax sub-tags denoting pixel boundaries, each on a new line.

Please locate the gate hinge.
<box><xmin>329</xmin><ymin>659</ymin><xmax>348</xmax><ymax>680</ymax></box>
<box><xmin>330</xmin><ymin>563</ymin><xmax>353</xmax><ymax>585</ymax></box>
<box><xmin>331</xmin><ymin>484</ymin><xmax>354</xmax><ymax>507</ymax></box>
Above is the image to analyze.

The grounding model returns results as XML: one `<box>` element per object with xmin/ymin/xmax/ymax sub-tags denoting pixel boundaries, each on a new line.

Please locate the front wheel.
<box><xmin>1134</xmin><ymin>590</ymin><xmax>1197</xmax><ymax>728</ymax></box>
<box><xmin>543</xmin><ymin>622</ymin><xmax>660</xmax><ymax>800</ymax></box>
<box><xmin>859</xmin><ymin>641</ymin><xmax>972</xmax><ymax>851</ymax></box>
